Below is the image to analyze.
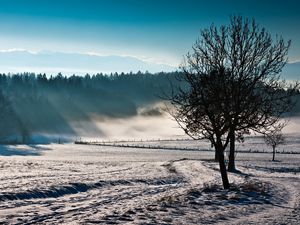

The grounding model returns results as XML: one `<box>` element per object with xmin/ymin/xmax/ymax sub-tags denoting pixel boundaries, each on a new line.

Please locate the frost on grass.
<box><xmin>0</xmin><ymin>143</ymin><xmax>299</xmax><ymax>224</ymax></box>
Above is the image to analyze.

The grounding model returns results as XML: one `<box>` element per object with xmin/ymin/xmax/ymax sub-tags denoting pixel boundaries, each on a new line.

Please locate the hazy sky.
<box><xmin>0</xmin><ymin>0</ymin><xmax>299</xmax><ymax>71</ymax></box>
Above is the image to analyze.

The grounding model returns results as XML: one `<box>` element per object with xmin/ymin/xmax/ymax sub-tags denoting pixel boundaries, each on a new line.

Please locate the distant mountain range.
<box><xmin>0</xmin><ymin>49</ymin><xmax>176</xmax><ymax>75</ymax></box>
<box><xmin>0</xmin><ymin>49</ymin><xmax>299</xmax><ymax>79</ymax></box>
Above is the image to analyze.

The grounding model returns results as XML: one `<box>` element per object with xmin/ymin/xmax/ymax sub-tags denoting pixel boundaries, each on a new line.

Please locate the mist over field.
<box><xmin>0</xmin><ymin>70</ymin><xmax>299</xmax><ymax>144</ymax></box>
<box><xmin>0</xmin><ymin>72</ymin><xmax>187</xmax><ymax>143</ymax></box>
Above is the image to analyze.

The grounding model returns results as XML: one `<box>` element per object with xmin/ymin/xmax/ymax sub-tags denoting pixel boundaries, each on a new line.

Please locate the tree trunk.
<box><xmin>214</xmin><ymin>150</ymin><xmax>219</xmax><ymax>162</ymax></box>
<box><xmin>272</xmin><ymin>146</ymin><xmax>275</xmax><ymax>161</ymax></box>
<box><xmin>217</xmin><ymin>150</ymin><xmax>230</xmax><ymax>189</ymax></box>
<box><xmin>212</xmin><ymin>141</ymin><xmax>219</xmax><ymax>162</ymax></box>
<box><xmin>228</xmin><ymin>129</ymin><xmax>236</xmax><ymax>172</ymax></box>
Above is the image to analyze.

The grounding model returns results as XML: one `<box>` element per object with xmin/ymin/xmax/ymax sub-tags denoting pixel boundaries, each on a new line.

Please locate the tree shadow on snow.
<box><xmin>0</xmin><ymin>145</ymin><xmax>51</xmax><ymax>156</ymax></box>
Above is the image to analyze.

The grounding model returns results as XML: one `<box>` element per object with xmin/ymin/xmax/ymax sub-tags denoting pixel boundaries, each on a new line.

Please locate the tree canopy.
<box><xmin>169</xmin><ymin>16</ymin><xmax>299</xmax><ymax>189</ymax></box>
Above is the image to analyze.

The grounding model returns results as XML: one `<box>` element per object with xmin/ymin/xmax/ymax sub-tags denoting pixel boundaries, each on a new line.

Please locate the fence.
<box><xmin>74</xmin><ymin>140</ymin><xmax>300</xmax><ymax>154</ymax></box>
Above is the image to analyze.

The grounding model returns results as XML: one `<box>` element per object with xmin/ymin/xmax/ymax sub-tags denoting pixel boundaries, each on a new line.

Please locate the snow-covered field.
<box><xmin>80</xmin><ymin>132</ymin><xmax>300</xmax><ymax>154</ymax></box>
<box><xmin>0</xmin><ymin>142</ymin><xmax>299</xmax><ymax>224</ymax></box>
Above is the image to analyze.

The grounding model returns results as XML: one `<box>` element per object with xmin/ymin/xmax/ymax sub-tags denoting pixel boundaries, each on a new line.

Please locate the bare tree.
<box><xmin>169</xmin><ymin>67</ymin><xmax>234</xmax><ymax>189</ymax></box>
<box><xmin>264</xmin><ymin>128</ymin><xmax>285</xmax><ymax>161</ymax></box>
<box><xmin>169</xmin><ymin>16</ymin><xmax>299</xmax><ymax>189</ymax></box>
<box><xmin>223</xmin><ymin>16</ymin><xmax>298</xmax><ymax>171</ymax></box>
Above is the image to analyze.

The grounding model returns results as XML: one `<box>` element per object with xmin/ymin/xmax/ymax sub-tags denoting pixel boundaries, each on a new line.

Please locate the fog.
<box><xmin>0</xmin><ymin>72</ymin><xmax>298</xmax><ymax>144</ymax></box>
<box><xmin>0</xmin><ymin>72</ymin><xmax>186</xmax><ymax>143</ymax></box>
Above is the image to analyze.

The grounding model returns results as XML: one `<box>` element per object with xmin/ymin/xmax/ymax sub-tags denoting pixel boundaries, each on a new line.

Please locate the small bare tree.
<box><xmin>264</xmin><ymin>129</ymin><xmax>285</xmax><ymax>161</ymax></box>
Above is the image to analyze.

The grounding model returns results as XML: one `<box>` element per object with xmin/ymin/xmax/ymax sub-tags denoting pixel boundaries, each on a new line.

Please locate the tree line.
<box><xmin>0</xmin><ymin>71</ymin><xmax>182</xmax><ymax>143</ymax></box>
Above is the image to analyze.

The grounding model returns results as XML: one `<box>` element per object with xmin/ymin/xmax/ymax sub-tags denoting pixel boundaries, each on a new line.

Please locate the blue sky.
<box><xmin>0</xmin><ymin>0</ymin><xmax>299</xmax><ymax>73</ymax></box>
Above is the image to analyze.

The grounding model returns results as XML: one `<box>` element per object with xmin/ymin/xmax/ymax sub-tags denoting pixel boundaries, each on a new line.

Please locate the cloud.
<box><xmin>288</xmin><ymin>59</ymin><xmax>300</xmax><ymax>64</ymax></box>
<box><xmin>0</xmin><ymin>49</ymin><xmax>177</xmax><ymax>75</ymax></box>
<box><xmin>0</xmin><ymin>48</ymin><xmax>38</xmax><ymax>54</ymax></box>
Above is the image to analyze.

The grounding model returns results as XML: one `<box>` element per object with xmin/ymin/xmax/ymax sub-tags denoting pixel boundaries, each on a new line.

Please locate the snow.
<box><xmin>0</xmin><ymin>141</ymin><xmax>299</xmax><ymax>224</ymax></box>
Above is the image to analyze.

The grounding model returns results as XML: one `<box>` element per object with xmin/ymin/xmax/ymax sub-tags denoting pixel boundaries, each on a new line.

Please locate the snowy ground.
<box><xmin>0</xmin><ymin>143</ymin><xmax>299</xmax><ymax>224</ymax></box>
